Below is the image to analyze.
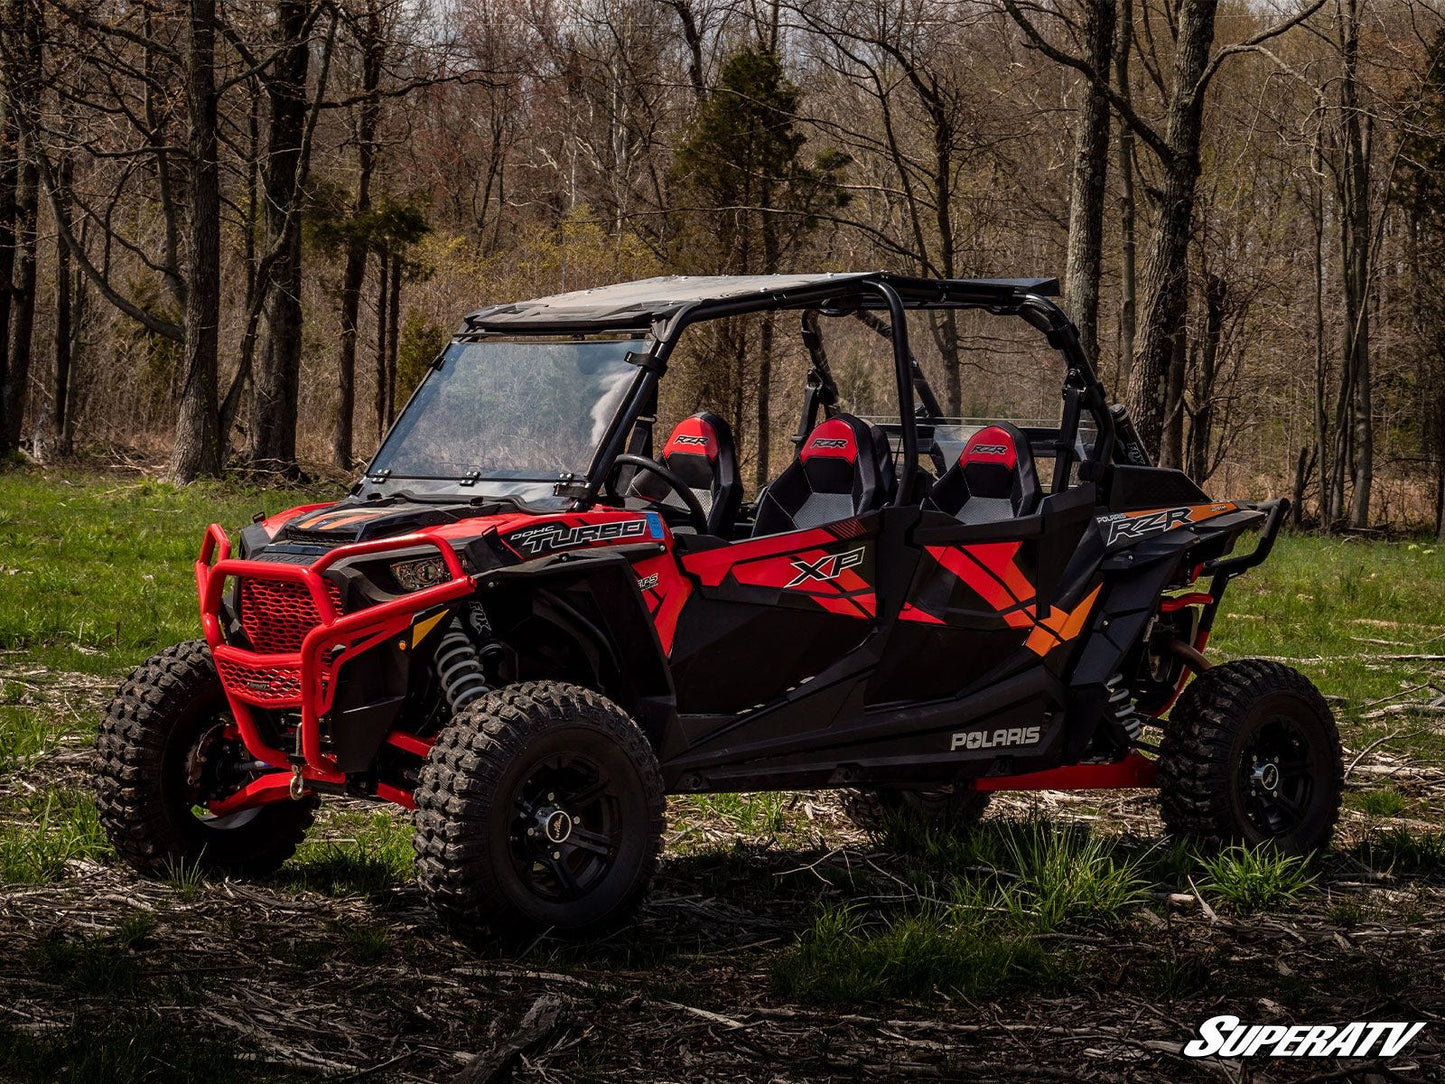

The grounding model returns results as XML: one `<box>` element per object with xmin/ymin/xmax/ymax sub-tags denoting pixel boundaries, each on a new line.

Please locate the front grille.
<box><xmin>215</xmin><ymin>655</ymin><xmax>304</xmax><ymax>704</ymax></box>
<box><xmin>238</xmin><ymin>578</ymin><xmax>344</xmax><ymax>653</ymax></box>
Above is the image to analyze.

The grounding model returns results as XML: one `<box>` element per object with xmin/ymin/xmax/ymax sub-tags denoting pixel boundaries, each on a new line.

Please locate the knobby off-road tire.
<box><xmin>841</xmin><ymin>785</ymin><xmax>992</xmax><ymax>841</ymax></box>
<box><xmin>412</xmin><ymin>681</ymin><xmax>666</xmax><ymax>936</ymax></box>
<box><xmin>94</xmin><ymin>641</ymin><xmax>317</xmax><ymax>877</ymax></box>
<box><xmin>1159</xmin><ymin>659</ymin><xmax>1343</xmax><ymax>854</ymax></box>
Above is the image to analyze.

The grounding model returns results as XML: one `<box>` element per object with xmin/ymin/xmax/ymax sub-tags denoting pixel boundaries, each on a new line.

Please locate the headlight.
<box><xmin>390</xmin><ymin>556</ymin><xmax>451</xmax><ymax>591</ymax></box>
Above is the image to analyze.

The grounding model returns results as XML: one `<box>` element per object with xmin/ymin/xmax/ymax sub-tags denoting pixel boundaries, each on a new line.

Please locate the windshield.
<box><xmin>368</xmin><ymin>339</ymin><xmax>641</xmax><ymax>483</ymax></box>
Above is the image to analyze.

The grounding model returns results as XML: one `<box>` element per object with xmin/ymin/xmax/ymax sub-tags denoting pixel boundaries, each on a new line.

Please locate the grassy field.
<box><xmin>0</xmin><ymin>466</ymin><xmax>1441</xmax><ymax>1082</ymax></box>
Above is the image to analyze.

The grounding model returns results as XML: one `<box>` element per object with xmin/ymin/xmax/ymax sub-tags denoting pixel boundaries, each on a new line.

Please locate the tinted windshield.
<box><xmin>368</xmin><ymin>339</ymin><xmax>641</xmax><ymax>482</ymax></box>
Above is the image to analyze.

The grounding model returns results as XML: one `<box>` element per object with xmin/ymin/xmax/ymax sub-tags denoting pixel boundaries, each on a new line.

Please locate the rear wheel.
<box><xmin>412</xmin><ymin>681</ymin><xmax>665</xmax><ymax>935</ymax></box>
<box><xmin>1159</xmin><ymin>659</ymin><xmax>1342</xmax><ymax>854</ymax></box>
<box><xmin>94</xmin><ymin>641</ymin><xmax>317</xmax><ymax>877</ymax></box>
<box><xmin>841</xmin><ymin>786</ymin><xmax>991</xmax><ymax>841</ymax></box>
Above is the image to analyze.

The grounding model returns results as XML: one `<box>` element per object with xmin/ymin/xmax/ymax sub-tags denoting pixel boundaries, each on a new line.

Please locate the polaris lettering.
<box><xmin>950</xmin><ymin>726</ymin><xmax>1041</xmax><ymax>752</ymax></box>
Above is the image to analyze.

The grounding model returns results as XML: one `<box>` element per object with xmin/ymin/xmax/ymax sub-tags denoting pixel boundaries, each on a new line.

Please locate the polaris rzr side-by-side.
<box><xmin>94</xmin><ymin>273</ymin><xmax>1343</xmax><ymax>934</ymax></box>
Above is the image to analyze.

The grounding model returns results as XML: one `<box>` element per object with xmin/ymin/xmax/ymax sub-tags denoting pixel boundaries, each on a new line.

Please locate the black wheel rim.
<box><xmin>507</xmin><ymin>753</ymin><xmax>621</xmax><ymax>902</ymax></box>
<box><xmin>1239</xmin><ymin>713</ymin><xmax>1314</xmax><ymax>837</ymax></box>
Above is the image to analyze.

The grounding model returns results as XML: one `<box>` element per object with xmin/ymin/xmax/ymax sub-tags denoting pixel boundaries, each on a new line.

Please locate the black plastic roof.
<box><xmin>461</xmin><ymin>273</ymin><xmax>1059</xmax><ymax>333</ymax></box>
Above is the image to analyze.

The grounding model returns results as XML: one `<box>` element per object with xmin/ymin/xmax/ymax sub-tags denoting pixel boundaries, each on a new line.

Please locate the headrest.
<box><xmin>959</xmin><ymin>425</ymin><xmax>1020</xmax><ymax>470</ymax></box>
<box><xmin>800</xmin><ymin>416</ymin><xmax>862</xmax><ymax>464</ymax></box>
<box><xmin>662</xmin><ymin>415</ymin><xmax>721</xmax><ymax>462</ymax></box>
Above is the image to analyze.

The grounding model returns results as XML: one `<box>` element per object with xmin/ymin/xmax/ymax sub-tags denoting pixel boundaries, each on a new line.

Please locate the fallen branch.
<box><xmin>452</xmin><ymin>994</ymin><xmax>564</xmax><ymax>1084</ymax></box>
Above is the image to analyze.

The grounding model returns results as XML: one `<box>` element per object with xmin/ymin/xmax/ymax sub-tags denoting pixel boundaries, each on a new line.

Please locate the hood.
<box><xmin>278</xmin><ymin>500</ymin><xmax>489</xmax><ymax>544</ymax></box>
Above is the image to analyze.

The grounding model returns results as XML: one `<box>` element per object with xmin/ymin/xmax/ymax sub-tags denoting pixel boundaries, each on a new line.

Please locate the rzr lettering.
<box><xmin>811</xmin><ymin>438</ymin><xmax>849</xmax><ymax>449</ymax></box>
<box><xmin>509</xmin><ymin>519</ymin><xmax>648</xmax><ymax>556</ymax></box>
<box><xmin>784</xmin><ymin>547</ymin><xmax>865</xmax><ymax>588</ymax></box>
<box><xmin>1104</xmin><ymin>507</ymin><xmax>1194</xmax><ymax>546</ymax></box>
<box><xmin>672</xmin><ymin>434</ymin><xmax>710</xmax><ymax>447</ymax></box>
<box><xmin>973</xmin><ymin>444</ymin><xmax>1009</xmax><ymax>456</ymax></box>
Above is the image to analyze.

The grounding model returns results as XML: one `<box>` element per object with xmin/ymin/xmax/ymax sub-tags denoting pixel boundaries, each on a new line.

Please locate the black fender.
<box><xmin>473</xmin><ymin>549</ymin><xmax>678</xmax><ymax>749</ymax></box>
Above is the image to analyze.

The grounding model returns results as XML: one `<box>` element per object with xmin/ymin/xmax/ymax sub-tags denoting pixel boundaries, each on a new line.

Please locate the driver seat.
<box><xmin>925</xmin><ymin>422</ymin><xmax>1041</xmax><ymax>524</ymax></box>
<box><xmin>627</xmin><ymin>413</ymin><xmax>741</xmax><ymax>535</ymax></box>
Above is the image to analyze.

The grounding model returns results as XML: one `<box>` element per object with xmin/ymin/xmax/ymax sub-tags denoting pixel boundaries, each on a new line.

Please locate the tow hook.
<box><xmin>289</xmin><ymin>765</ymin><xmax>306</xmax><ymax>801</ymax></box>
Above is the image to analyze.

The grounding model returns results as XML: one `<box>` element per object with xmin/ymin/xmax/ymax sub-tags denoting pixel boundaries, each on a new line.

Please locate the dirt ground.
<box><xmin>1</xmin><ymin>665</ymin><xmax>1442</xmax><ymax>1084</ymax></box>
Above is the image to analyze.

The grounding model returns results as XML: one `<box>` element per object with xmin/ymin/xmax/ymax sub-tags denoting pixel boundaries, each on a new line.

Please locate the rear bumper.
<box><xmin>195</xmin><ymin>523</ymin><xmax>473</xmax><ymax>783</ymax></box>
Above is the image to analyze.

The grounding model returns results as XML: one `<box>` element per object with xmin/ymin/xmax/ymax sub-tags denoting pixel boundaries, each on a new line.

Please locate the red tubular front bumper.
<box><xmin>196</xmin><ymin>524</ymin><xmax>473</xmax><ymax>786</ymax></box>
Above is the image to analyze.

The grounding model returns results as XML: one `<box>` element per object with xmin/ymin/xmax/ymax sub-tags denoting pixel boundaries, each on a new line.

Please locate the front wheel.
<box><xmin>1158</xmin><ymin>659</ymin><xmax>1342</xmax><ymax>854</ymax></box>
<box><xmin>412</xmin><ymin>681</ymin><xmax>666</xmax><ymax>935</ymax></box>
<box><xmin>94</xmin><ymin>641</ymin><xmax>317</xmax><ymax>877</ymax></box>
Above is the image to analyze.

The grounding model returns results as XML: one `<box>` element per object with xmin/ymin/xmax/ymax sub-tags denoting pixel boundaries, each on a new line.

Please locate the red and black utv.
<box><xmin>95</xmin><ymin>274</ymin><xmax>1342</xmax><ymax>934</ymax></box>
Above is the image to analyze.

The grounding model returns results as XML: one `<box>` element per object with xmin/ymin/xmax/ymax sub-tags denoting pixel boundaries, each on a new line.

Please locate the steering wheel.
<box><xmin>605</xmin><ymin>453</ymin><xmax>710</xmax><ymax>535</ymax></box>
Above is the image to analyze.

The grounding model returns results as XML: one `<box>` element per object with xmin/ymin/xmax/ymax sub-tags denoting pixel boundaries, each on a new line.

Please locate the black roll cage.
<box><xmin>446</xmin><ymin>274</ymin><xmax>1120</xmax><ymax>510</ymax></box>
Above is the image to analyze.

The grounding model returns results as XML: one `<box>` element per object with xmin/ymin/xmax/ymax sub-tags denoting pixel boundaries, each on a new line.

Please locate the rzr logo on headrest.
<box><xmin>811</xmin><ymin>438</ymin><xmax>850</xmax><ymax>449</ymax></box>
<box><xmin>972</xmin><ymin>444</ymin><xmax>1009</xmax><ymax>456</ymax></box>
<box><xmin>506</xmin><ymin>518</ymin><xmax>648</xmax><ymax>556</ymax></box>
<box><xmin>672</xmin><ymin>434</ymin><xmax>710</xmax><ymax>447</ymax></box>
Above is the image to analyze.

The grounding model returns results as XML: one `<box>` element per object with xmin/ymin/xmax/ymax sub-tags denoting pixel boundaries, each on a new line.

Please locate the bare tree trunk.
<box><xmin>1126</xmin><ymin>0</ymin><xmax>1218</xmax><ymax>464</ymax></box>
<box><xmin>40</xmin><ymin>152</ymin><xmax>74</xmax><ymax>459</ymax></box>
<box><xmin>170</xmin><ymin>0</ymin><xmax>222</xmax><ymax>483</ymax></box>
<box><xmin>248</xmin><ymin>0</ymin><xmax>310</xmax><ymax>470</ymax></box>
<box><xmin>385</xmin><ymin>252</ymin><xmax>401</xmax><ymax>426</ymax></box>
<box><xmin>754</xmin><ymin>172</ymin><xmax>781</xmax><ymax>489</ymax></box>
<box><xmin>1063</xmin><ymin>0</ymin><xmax>1114</xmax><ymax>366</ymax></box>
<box><xmin>373</xmin><ymin>246</ymin><xmax>389</xmax><ymax>446</ymax></box>
<box><xmin>3</xmin><ymin>105</ymin><xmax>37</xmax><ymax>455</ymax></box>
<box><xmin>1186</xmin><ymin>272</ymin><xmax>1225</xmax><ymax>480</ymax></box>
<box><xmin>935</xmin><ymin>309</ymin><xmax>961</xmax><ymax>417</ymax></box>
<box><xmin>1311</xmin><ymin>128</ymin><xmax>1331</xmax><ymax>527</ymax></box>
<box><xmin>332</xmin><ymin>0</ymin><xmax>383</xmax><ymax>470</ymax></box>
<box><xmin>665</xmin><ymin>0</ymin><xmax>706</xmax><ymax>102</ymax></box>
<box><xmin>0</xmin><ymin>36</ymin><xmax>16</xmax><ymax>449</ymax></box>
<box><xmin>1338</xmin><ymin>0</ymin><xmax>1372</xmax><ymax>529</ymax></box>
<box><xmin>1115</xmin><ymin>0</ymin><xmax>1136</xmax><ymax>383</ymax></box>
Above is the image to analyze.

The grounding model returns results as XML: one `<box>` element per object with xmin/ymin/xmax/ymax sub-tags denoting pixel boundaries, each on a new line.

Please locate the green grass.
<box><xmin>0</xmin><ymin>1017</ymin><xmax>314</xmax><ymax>1084</ymax></box>
<box><xmin>0</xmin><ymin>705</ymin><xmax>54</xmax><ymax>771</ymax></box>
<box><xmin>1350</xmin><ymin>827</ymin><xmax>1445</xmax><ymax>876</ymax></box>
<box><xmin>0</xmin><ymin>468</ymin><xmax>333</xmax><ymax>677</ymax></box>
<box><xmin>281</xmin><ymin>809</ymin><xmax>415</xmax><ymax>896</ymax></box>
<box><xmin>1198</xmin><ymin>846</ymin><xmax>1318</xmax><ymax>915</ymax></box>
<box><xmin>1348</xmin><ymin>786</ymin><xmax>1409</xmax><ymax>817</ymax></box>
<box><xmin>995</xmin><ymin>821</ymin><xmax>1151</xmax><ymax>931</ymax></box>
<box><xmin>680</xmin><ymin>792</ymin><xmax>792</xmax><ymax>838</ymax></box>
<box><xmin>0</xmin><ymin>790</ymin><xmax>108</xmax><ymax>884</ymax></box>
<box><xmin>773</xmin><ymin>903</ymin><xmax>1055</xmax><ymax>1003</ymax></box>
<box><xmin>772</xmin><ymin>818</ymin><xmax>1150</xmax><ymax>1002</ymax></box>
<box><xmin>1208</xmin><ymin>533</ymin><xmax>1445</xmax><ymax>711</ymax></box>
